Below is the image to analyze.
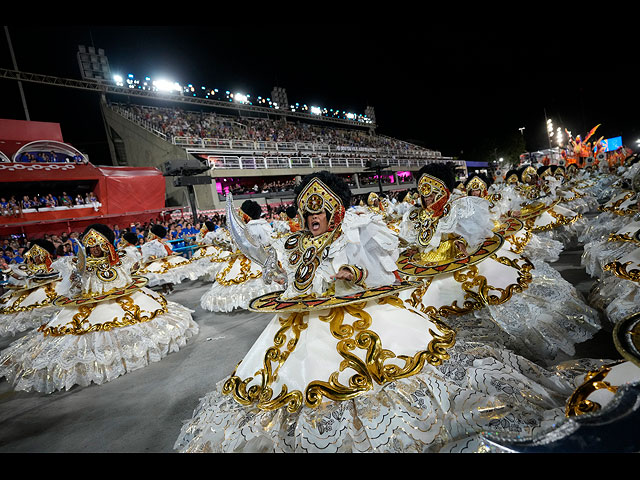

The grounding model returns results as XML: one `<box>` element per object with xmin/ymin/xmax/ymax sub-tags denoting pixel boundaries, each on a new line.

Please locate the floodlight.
<box><xmin>234</xmin><ymin>93</ymin><xmax>248</xmax><ymax>104</ymax></box>
<box><xmin>153</xmin><ymin>79</ymin><xmax>182</xmax><ymax>93</ymax></box>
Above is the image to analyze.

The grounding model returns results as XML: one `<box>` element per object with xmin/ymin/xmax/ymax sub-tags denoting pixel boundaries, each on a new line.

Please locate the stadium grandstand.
<box><xmin>0</xmin><ymin>46</ymin><xmax>469</xmax><ymax>242</ymax></box>
<box><xmin>105</xmin><ymin>98</ymin><xmax>466</xmax><ymax>212</ymax></box>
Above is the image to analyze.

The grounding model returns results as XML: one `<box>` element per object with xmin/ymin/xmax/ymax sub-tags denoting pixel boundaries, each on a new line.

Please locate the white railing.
<box><xmin>203</xmin><ymin>155</ymin><xmax>462</xmax><ymax>171</ymax></box>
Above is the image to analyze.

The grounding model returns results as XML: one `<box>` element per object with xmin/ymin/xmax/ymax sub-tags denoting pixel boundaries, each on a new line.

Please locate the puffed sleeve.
<box><xmin>429</xmin><ymin>196</ymin><xmax>494</xmax><ymax>251</ymax></box>
<box><xmin>332</xmin><ymin>209</ymin><xmax>400</xmax><ymax>288</ymax></box>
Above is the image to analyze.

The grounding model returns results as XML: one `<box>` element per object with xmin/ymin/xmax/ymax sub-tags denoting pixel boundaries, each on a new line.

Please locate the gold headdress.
<box><xmin>296</xmin><ymin>177</ymin><xmax>345</xmax><ymax>232</ymax></box>
<box><xmin>520</xmin><ymin>166</ymin><xmax>537</xmax><ymax>184</ymax></box>
<box><xmin>418</xmin><ymin>173</ymin><xmax>450</xmax><ymax>218</ymax></box>
<box><xmin>506</xmin><ymin>172</ymin><xmax>519</xmax><ymax>184</ymax></box>
<box><xmin>465</xmin><ymin>175</ymin><xmax>488</xmax><ymax>196</ymax></box>
<box><xmin>82</xmin><ymin>228</ymin><xmax>119</xmax><ymax>266</ymax></box>
<box><xmin>23</xmin><ymin>244</ymin><xmax>53</xmax><ymax>274</ymax></box>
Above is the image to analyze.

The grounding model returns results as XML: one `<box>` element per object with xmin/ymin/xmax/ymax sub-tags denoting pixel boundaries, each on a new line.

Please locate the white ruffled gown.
<box><xmin>200</xmin><ymin>220</ymin><xmax>281</xmax><ymax>313</ymax></box>
<box><xmin>585</xmin><ymin>219</ymin><xmax>640</xmax><ymax>324</ymax></box>
<box><xmin>138</xmin><ymin>238</ymin><xmax>210</xmax><ymax>287</ymax></box>
<box><xmin>397</xmin><ymin>195</ymin><xmax>600</xmax><ymax>365</ymax></box>
<box><xmin>188</xmin><ymin>229</ymin><xmax>234</xmax><ymax>281</ymax></box>
<box><xmin>579</xmin><ymin>190</ymin><xmax>639</xmax><ymax>245</ymax></box>
<box><xmin>0</xmin><ymin>249</ymin><xmax>198</xmax><ymax>393</ymax></box>
<box><xmin>489</xmin><ymin>184</ymin><xmax>564</xmax><ymax>263</ymax></box>
<box><xmin>0</xmin><ymin>256</ymin><xmax>75</xmax><ymax>337</ymax></box>
<box><xmin>175</xmin><ymin>209</ymin><xmax>607</xmax><ymax>453</ymax></box>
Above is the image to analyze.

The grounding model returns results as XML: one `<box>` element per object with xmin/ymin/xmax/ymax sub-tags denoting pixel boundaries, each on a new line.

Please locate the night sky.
<box><xmin>1</xmin><ymin>23</ymin><xmax>638</xmax><ymax>165</ymax></box>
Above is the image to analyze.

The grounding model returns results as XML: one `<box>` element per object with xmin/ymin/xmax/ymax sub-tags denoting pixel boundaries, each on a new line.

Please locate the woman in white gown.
<box><xmin>200</xmin><ymin>200</ymin><xmax>281</xmax><ymax>313</ymax></box>
<box><xmin>0</xmin><ymin>223</ymin><xmax>198</xmax><ymax>393</ymax></box>
<box><xmin>188</xmin><ymin>220</ymin><xmax>234</xmax><ymax>280</ymax></box>
<box><xmin>175</xmin><ymin>171</ymin><xmax>606</xmax><ymax>453</ymax></box>
<box><xmin>396</xmin><ymin>164</ymin><xmax>600</xmax><ymax>365</ymax></box>
<box><xmin>0</xmin><ymin>239</ymin><xmax>74</xmax><ymax>336</ymax></box>
<box><xmin>137</xmin><ymin>224</ymin><xmax>208</xmax><ymax>292</ymax></box>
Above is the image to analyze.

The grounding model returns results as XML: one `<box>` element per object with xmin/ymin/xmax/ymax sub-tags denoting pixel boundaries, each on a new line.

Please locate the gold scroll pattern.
<box><xmin>222</xmin><ymin>298</ymin><xmax>455</xmax><ymax>413</ymax></box>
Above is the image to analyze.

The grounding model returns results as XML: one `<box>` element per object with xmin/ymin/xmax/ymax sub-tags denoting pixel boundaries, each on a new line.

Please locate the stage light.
<box><xmin>153</xmin><ymin>79</ymin><xmax>182</xmax><ymax>93</ymax></box>
<box><xmin>234</xmin><ymin>93</ymin><xmax>248</xmax><ymax>104</ymax></box>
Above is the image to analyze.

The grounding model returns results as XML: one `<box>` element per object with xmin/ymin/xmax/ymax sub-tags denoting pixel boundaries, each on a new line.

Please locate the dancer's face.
<box><xmin>89</xmin><ymin>245</ymin><xmax>104</xmax><ymax>257</ymax></box>
<box><xmin>421</xmin><ymin>193</ymin><xmax>436</xmax><ymax>207</ymax></box>
<box><xmin>307</xmin><ymin>211</ymin><xmax>329</xmax><ymax>236</ymax></box>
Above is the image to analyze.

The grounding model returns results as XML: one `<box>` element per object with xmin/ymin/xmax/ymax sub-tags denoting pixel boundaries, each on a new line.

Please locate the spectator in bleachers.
<box><xmin>60</xmin><ymin>192</ymin><xmax>73</xmax><ymax>207</ymax></box>
<box><xmin>0</xmin><ymin>198</ymin><xmax>10</xmax><ymax>216</ymax></box>
<box><xmin>112</xmin><ymin>103</ymin><xmax>431</xmax><ymax>155</ymax></box>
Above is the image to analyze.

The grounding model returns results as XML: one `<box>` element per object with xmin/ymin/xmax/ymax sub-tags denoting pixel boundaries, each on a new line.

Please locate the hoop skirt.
<box><xmin>0</xmin><ymin>256</ymin><xmax>74</xmax><ymax>337</ymax></box>
<box><xmin>174</xmin><ymin>298</ymin><xmax>604</xmax><ymax>453</ymax></box>
<box><xmin>200</xmin><ymin>252</ymin><xmax>281</xmax><ymax>312</ymax></box>
<box><xmin>0</xmin><ymin>252</ymin><xmax>198</xmax><ymax>393</ymax></box>
<box><xmin>589</xmin><ymin>245</ymin><xmax>640</xmax><ymax>324</ymax></box>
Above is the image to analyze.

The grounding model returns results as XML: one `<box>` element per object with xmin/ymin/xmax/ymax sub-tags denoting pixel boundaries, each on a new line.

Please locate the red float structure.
<box><xmin>0</xmin><ymin>119</ymin><xmax>167</xmax><ymax>238</ymax></box>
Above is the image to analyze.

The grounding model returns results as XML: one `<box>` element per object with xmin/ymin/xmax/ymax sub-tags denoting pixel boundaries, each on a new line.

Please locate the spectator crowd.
<box><xmin>1</xmin><ymin>191</ymin><xmax>100</xmax><ymax>217</ymax></box>
<box><xmin>113</xmin><ymin>102</ymin><xmax>432</xmax><ymax>154</ymax></box>
<box><xmin>5</xmin><ymin>151</ymin><xmax>86</xmax><ymax>164</ymax></box>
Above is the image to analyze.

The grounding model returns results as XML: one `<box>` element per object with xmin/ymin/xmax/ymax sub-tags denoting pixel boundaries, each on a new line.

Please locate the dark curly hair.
<box><xmin>28</xmin><ymin>238</ymin><xmax>56</xmax><ymax>256</ymax></box>
<box><xmin>149</xmin><ymin>224</ymin><xmax>167</xmax><ymax>239</ymax></box>
<box><xmin>204</xmin><ymin>220</ymin><xmax>216</xmax><ymax>231</ymax></box>
<box><xmin>240</xmin><ymin>200</ymin><xmax>263</xmax><ymax>220</ymax></box>
<box><xmin>416</xmin><ymin>163</ymin><xmax>457</xmax><ymax>191</ymax></box>
<box><xmin>285</xmin><ymin>205</ymin><xmax>298</xmax><ymax>220</ymax></box>
<box><xmin>122</xmin><ymin>232</ymin><xmax>139</xmax><ymax>246</ymax></box>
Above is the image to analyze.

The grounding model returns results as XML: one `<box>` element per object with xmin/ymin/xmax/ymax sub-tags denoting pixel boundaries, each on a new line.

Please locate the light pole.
<box><xmin>4</xmin><ymin>26</ymin><xmax>29</xmax><ymax>121</ymax></box>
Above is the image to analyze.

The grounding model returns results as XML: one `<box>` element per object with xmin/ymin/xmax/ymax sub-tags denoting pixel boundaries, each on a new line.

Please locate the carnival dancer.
<box><xmin>0</xmin><ymin>223</ymin><xmax>198</xmax><ymax>394</ymax></box>
<box><xmin>137</xmin><ymin>224</ymin><xmax>209</xmax><ymax>293</ymax></box>
<box><xmin>514</xmin><ymin>165</ymin><xmax>586</xmax><ymax>249</ymax></box>
<box><xmin>579</xmin><ymin>160</ymin><xmax>640</xmax><ymax>245</ymax></box>
<box><xmin>200</xmin><ymin>200</ymin><xmax>281</xmax><ymax>313</ymax></box>
<box><xmin>117</xmin><ymin>231</ymin><xmax>142</xmax><ymax>270</ymax></box>
<box><xmin>554</xmin><ymin>165</ymin><xmax>600</xmax><ymax>214</ymax></box>
<box><xmin>0</xmin><ymin>239</ymin><xmax>75</xmax><ymax>337</ymax></box>
<box><xmin>396</xmin><ymin>163</ymin><xmax>600</xmax><ymax>365</ymax></box>
<box><xmin>175</xmin><ymin>170</ymin><xmax>606</xmax><ymax>453</ymax></box>
<box><xmin>466</xmin><ymin>172</ymin><xmax>564</xmax><ymax>263</ymax></box>
<box><xmin>188</xmin><ymin>220</ymin><xmax>233</xmax><ymax>280</ymax></box>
